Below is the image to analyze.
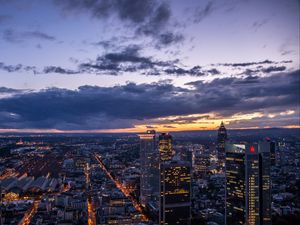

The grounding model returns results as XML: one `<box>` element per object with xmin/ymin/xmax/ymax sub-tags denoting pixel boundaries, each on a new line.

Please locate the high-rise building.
<box><xmin>159</xmin><ymin>133</ymin><xmax>173</xmax><ymax>162</ymax></box>
<box><xmin>138</xmin><ymin>130</ymin><xmax>159</xmax><ymax>207</ymax></box>
<box><xmin>217</xmin><ymin>122</ymin><xmax>228</xmax><ymax>168</ymax></box>
<box><xmin>159</xmin><ymin>160</ymin><xmax>191</xmax><ymax>225</ymax></box>
<box><xmin>225</xmin><ymin>142</ymin><xmax>271</xmax><ymax>225</ymax></box>
<box><xmin>265</xmin><ymin>138</ymin><xmax>276</xmax><ymax>166</ymax></box>
<box><xmin>192</xmin><ymin>146</ymin><xmax>209</xmax><ymax>179</ymax></box>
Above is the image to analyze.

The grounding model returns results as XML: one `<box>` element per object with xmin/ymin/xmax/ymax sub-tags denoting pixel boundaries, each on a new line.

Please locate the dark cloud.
<box><xmin>261</xmin><ymin>66</ymin><xmax>286</xmax><ymax>73</ymax></box>
<box><xmin>0</xmin><ymin>87</ymin><xmax>23</xmax><ymax>94</ymax></box>
<box><xmin>43</xmin><ymin>66</ymin><xmax>79</xmax><ymax>74</ymax></box>
<box><xmin>54</xmin><ymin>0</ymin><xmax>180</xmax><ymax>47</ymax></box>
<box><xmin>206</xmin><ymin>68</ymin><xmax>220</xmax><ymax>75</ymax></box>
<box><xmin>2</xmin><ymin>29</ymin><xmax>55</xmax><ymax>43</ymax></box>
<box><xmin>0</xmin><ymin>53</ymin><xmax>293</xmax><ymax>78</ymax></box>
<box><xmin>146</xmin><ymin>125</ymin><xmax>157</xmax><ymax>129</ymax></box>
<box><xmin>164</xmin><ymin>66</ymin><xmax>204</xmax><ymax>76</ymax></box>
<box><xmin>79</xmin><ymin>45</ymin><xmax>181</xmax><ymax>75</ymax></box>
<box><xmin>156</xmin><ymin>32</ymin><xmax>184</xmax><ymax>48</ymax></box>
<box><xmin>0</xmin><ymin>70</ymin><xmax>298</xmax><ymax>130</ymax></box>
<box><xmin>228</xmin><ymin>112</ymin><xmax>300</xmax><ymax>129</ymax></box>
<box><xmin>218</xmin><ymin>59</ymin><xmax>274</xmax><ymax>67</ymax></box>
<box><xmin>156</xmin><ymin>115</ymin><xmax>213</xmax><ymax>125</ymax></box>
<box><xmin>193</xmin><ymin>1</ymin><xmax>215</xmax><ymax>23</ymax></box>
<box><xmin>163</xmin><ymin>125</ymin><xmax>177</xmax><ymax>128</ymax></box>
<box><xmin>0</xmin><ymin>62</ymin><xmax>36</xmax><ymax>73</ymax></box>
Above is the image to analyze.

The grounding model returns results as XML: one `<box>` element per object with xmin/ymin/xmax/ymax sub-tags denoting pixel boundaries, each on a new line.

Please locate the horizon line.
<box><xmin>0</xmin><ymin>126</ymin><xmax>299</xmax><ymax>134</ymax></box>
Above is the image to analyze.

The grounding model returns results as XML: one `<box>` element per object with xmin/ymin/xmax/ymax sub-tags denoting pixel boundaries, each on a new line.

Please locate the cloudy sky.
<box><xmin>0</xmin><ymin>0</ymin><xmax>299</xmax><ymax>133</ymax></box>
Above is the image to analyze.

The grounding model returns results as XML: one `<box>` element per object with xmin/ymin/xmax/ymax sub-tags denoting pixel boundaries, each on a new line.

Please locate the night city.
<box><xmin>0</xmin><ymin>1</ymin><xmax>299</xmax><ymax>225</ymax></box>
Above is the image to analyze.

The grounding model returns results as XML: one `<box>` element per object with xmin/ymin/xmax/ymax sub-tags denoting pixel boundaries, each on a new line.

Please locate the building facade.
<box><xmin>138</xmin><ymin>130</ymin><xmax>159</xmax><ymax>207</ymax></box>
<box><xmin>159</xmin><ymin>133</ymin><xmax>173</xmax><ymax>162</ymax></box>
<box><xmin>217</xmin><ymin>121</ymin><xmax>228</xmax><ymax>169</ymax></box>
<box><xmin>225</xmin><ymin>142</ymin><xmax>271</xmax><ymax>225</ymax></box>
<box><xmin>159</xmin><ymin>161</ymin><xmax>191</xmax><ymax>225</ymax></box>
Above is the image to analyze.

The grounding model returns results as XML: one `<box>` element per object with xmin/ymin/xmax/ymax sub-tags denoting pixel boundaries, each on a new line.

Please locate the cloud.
<box><xmin>164</xmin><ymin>66</ymin><xmax>204</xmax><ymax>76</ymax></box>
<box><xmin>261</xmin><ymin>66</ymin><xmax>286</xmax><ymax>73</ymax></box>
<box><xmin>0</xmin><ymin>52</ymin><xmax>293</xmax><ymax>78</ymax></box>
<box><xmin>54</xmin><ymin>0</ymin><xmax>181</xmax><ymax>47</ymax></box>
<box><xmin>0</xmin><ymin>87</ymin><xmax>23</xmax><ymax>94</ymax></box>
<box><xmin>252</xmin><ymin>19</ymin><xmax>269</xmax><ymax>31</ymax></box>
<box><xmin>217</xmin><ymin>59</ymin><xmax>274</xmax><ymax>67</ymax></box>
<box><xmin>156</xmin><ymin>32</ymin><xmax>184</xmax><ymax>48</ymax></box>
<box><xmin>79</xmin><ymin>45</ymin><xmax>180</xmax><ymax>75</ymax></box>
<box><xmin>0</xmin><ymin>69</ymin><xmax>298</xmax><ymax>130</ymax></box>
<box><xmin>193</xmin><ymin>1</ymin><xmax>215</xmax><ymax>23</ymax></box>
<box><xmin>2</xmin><ymin>29</ymin><xmax>55</xmax><ymax>43</ymax></box>
<box><xmin>78</xmin><ymin>47</ymin><xmax>222</xmax><ymax>77</ymax></box>
<box><xmin>43</xmin><ymin>66</ymin><xmax>79</xmax><ymax>74</ymax></box>
<box><xmin>0</xmin><ymin>62</ymin><xmax>36</xmax><ymax>73</ymax></box>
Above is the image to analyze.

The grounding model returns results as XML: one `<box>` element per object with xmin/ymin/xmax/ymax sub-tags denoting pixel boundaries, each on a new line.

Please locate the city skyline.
<box><xmin>0</xmin><ymin>0</ymin><xmax>299</xmax><ymax>133</ymax></box>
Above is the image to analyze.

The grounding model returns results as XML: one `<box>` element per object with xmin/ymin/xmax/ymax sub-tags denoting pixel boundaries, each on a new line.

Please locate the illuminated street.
<box><xmin>85</xmin><ymin>163</ymin><xmax>97</xmax><ymax>225</ymax></box>
<box><xmin>19</xmin><ymin>199</ymin><xmax>40</xmax><ymax>225</ymax></box>
<box><xmin>94</xmin><ymin>154</ymin><xmax>148</xmax><ymax>221</ymax></box>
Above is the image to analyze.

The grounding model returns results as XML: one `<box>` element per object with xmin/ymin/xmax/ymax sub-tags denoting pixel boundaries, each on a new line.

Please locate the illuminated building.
<box><xmin>159</xmin><ymin>133</ymin><xmax>173</xmax><ymax>162</ymax></box>
<box><xmin>217</xmin><ymin>122</ymin><xmax>228</xmax><ymax>168</ymax></box>
<box><xmin>225</xmin><ymin>142</ymin><xmax>271</xmax><ymax>225</ymax></box>
<box><xmin>192</xmin><ymin>147</ymin><xmax>209</xmax><ymax>179</ymax></box>
<box><xmin>159</xmin><ymin>160</ymin><xmax>191</xmax><ymax>225</ymax></box>
<box><xmin>138</xmin><ymin>130</ymin><xmax>159</xmax><ymax>207</ymax></box>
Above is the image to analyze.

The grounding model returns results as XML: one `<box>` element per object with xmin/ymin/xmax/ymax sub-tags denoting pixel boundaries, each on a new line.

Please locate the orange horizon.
<box><xmin>0</xmin><ymin>125</ymin><xmax>299</xmax><ymax>134</ymax></box>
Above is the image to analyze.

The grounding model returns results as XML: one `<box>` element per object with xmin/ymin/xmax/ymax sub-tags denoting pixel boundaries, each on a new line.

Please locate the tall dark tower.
<box><xmin>159</xmin><ymin>160</ymin><xmax>191</xmax><ymax>225</ymax></box>
<box><xmin>225</xmin><ymin>142</ymin><xmax>272</xmax><ymax>225</ymax></box>
<box><xmin>138</xmin><ymin>130</ymin><xmax>159</xmax><ymax>207</ymax></box>
<box><xmin>217</xmin><ymin>121</ymin><xmax>228</xmax><ymax>169</ymax></box>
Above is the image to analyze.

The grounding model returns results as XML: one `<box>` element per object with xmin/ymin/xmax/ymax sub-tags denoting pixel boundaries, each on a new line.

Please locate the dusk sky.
<box><xmin>0</xmin><ymin>0</ymin><xmax>299</xmax><ymax>132</ymax></box>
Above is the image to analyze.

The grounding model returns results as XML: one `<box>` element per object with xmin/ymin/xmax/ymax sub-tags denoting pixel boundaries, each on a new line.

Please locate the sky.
<box><xmin>0</xmin><ymin>0</ymin><xmax>299</xmax><ymax>133</ymax></box>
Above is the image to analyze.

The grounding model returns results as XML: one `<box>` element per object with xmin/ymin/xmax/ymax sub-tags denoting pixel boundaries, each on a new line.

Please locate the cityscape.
<box><xmin>0</xmin><ymin>125</ymin><xmax>299</xmax><ymax>224</ymax></box>
<box><xmin>0</xmin><ymin>0</ymin><xmax>299</xmax><ymax>225</ymax></box>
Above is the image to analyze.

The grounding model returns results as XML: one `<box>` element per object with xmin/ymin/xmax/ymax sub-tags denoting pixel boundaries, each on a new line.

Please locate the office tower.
<box><xmin>159</xmin><ymin>133</ymin><xmax>173</xmax><ymax>162</ymax></box>
<box><xmin>225</xmin><ymin>142</ymin><xmax>271</xmax><ymax>225</ymax></box>
<box><xmin>138</xmin><ymin>130</ymin><xmax>159</xmax><ymax>207</ymax></box>
<box><xmin>217</xmin><ymin>121</ymin><xmax>228</xmax><ymax>168</ymax></box>
<box><xmin>192</xmin><ymin>146</ymin><xmax>209</xmax><ymax>179</ymax></box>
<box><xmin>159</xmin><ymin>160</ymin><xmax>191</xmax><ymax>225</ymax></box>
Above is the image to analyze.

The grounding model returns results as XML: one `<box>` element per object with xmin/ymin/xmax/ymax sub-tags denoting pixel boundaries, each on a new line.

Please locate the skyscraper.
<box><xmin>159</xmin><ymin>160</ymin><xmax>191</xmax><ymax>225</ymax></box>
<box><xmin>225</xmin><ymin>142</ymin><xmax>271</xmax><ymax>225</ymax></box>
<box><xmin>217</xmin><ymin>121</ymin><xmax>228</xmax><ymax>168</ymax></box>
<box><xmin>159</xmin><ymin>133</ymin><xmax>173</xmax><ymax>162</ymax></box>
<box><xmin>138</xmin><ymin>130</ymin><xmax>159</xmax><ymax>207</ymax></box>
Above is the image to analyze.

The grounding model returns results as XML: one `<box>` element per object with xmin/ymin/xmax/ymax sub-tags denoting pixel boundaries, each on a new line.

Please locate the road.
<box><xmin>18</xmin><ymin>199</ymin><xmax>40</xmax><ymax>225</ymax></box>
<box><xmin>94</xmin><ymin>154</ymin><xmax>148</xmax><ymax>221</ymax></box>
<box><xmin>85</xmin><ymin>163</ymin><xmax>97</xmax><ymax>225</ymax></box>
<box><xmin>18</xmin><ymin>181</ymin><xmax>70</xmax><ymax>225</ymax></box>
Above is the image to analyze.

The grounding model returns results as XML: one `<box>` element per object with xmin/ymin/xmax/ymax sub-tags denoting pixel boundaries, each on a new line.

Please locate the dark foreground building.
<box><xmin>225</xmin><ymin>142</ymin><xmax>271</xmax><ymax>225</ymax></box>
<box><xmin>159</xmin><ymin>160</ymin><xmax>191</xmax><ymax>225</ymax></box>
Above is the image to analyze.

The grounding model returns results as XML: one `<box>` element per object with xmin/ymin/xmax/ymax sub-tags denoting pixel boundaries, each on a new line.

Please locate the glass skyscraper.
<box><xmin>138</xmin><ymin>130</ymin><xmax>159</xmax><ymax>207</ymax></box>
<box><xmin>225</xmin><ymin>142</ymin><xmax>271</xmax><ymax>225</ymax></box>
<box><xmin>217</xmin><ymin>121</ymin><xmax>228</xmax><ymax>169</ymax></box>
